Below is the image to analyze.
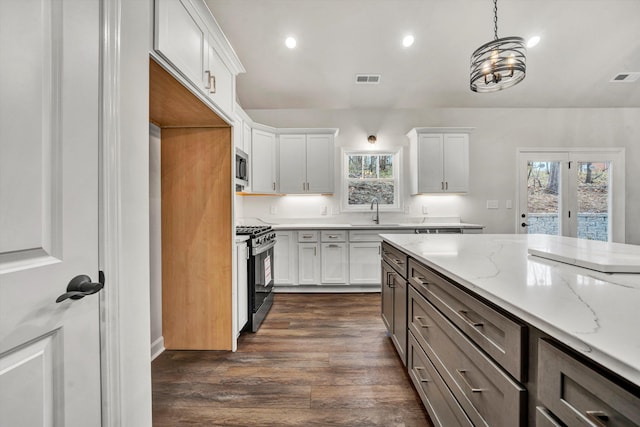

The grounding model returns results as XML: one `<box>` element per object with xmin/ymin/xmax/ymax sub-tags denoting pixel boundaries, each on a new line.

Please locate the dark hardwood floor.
<box><xmin>152</xmin><ymin>293</ymin><xmax>432</xmax><ymax>426</ymax></box>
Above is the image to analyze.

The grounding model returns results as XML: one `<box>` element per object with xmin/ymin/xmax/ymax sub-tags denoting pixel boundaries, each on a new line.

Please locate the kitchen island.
<box><xmin>380</xmin><ymin>233</ymin><xmax>640</xmax><ymax>426</ymax></box>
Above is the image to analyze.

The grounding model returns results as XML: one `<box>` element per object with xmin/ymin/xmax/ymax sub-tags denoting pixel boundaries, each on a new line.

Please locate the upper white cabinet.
<box><xmin>251</xmin><ymin>128</ymin><xmax>277</xmax><ymax>193</ymax></box>
<box><xmin>278</xmin><ymin>132</ymin><xmax>335</xmax><ymax>194</ymax></box>
<box><xmin>407</xmin><ymin>128</ymin><xmax>473</xmax><ymax>194</ymax></box>
<box><xmin>154</xmin><ymin>0</ymin><xmax>244</xmax><ymax>120</ymax></box>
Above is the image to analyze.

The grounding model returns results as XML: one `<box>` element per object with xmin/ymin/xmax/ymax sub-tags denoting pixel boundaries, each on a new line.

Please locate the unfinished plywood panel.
<box><xmin>161</xmin><ymin>127</ymin><xmax>233</xmax><ymax>350</ymax></box>
<box><xmin>149</xmin><ymin>58</ymin><xmax>227</xmax><ymax>128</ymax></box>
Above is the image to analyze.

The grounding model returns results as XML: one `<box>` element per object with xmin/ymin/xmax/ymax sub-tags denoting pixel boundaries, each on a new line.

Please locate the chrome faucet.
<box><xmin>370</xmin><ymin>197</ymin><xmax>379</xmax><ymax>224</ymax></box>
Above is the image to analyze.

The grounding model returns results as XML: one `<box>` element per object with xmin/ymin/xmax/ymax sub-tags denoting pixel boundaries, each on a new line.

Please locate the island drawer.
<box><xmin>297</xmin><ymin>230</ymin><xmax>318</xmax><ymax>242</ymax></box>
<box><xmin>408</xmin><ymin>286</ymin><xmax>526</xmax><ymax>427</ymax></box>
<box><xmin>408</xmin><ymin>258</ymin><xmax>526</xmax><ymax>381</ymax></box>
<box><xmin>537</xmin><ymin>339</ymin><xmax>640</xmax><ymax>426</ymax></box>
<box><xmin>408</xmin><ymin>333</ymin><xmax>473</xmax><ymax>427</ymax></box>
<box><xmin>381</xmin><ymin>241</ymin><xmax>407</xmax><ymax>278</ymax></box>
<box><xmin>320</xmin><ymin>230</ymin><xmax>346</xmax><ymax>242</ymax></box>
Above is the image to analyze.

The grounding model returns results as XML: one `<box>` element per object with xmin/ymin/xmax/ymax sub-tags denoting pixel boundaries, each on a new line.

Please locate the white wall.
<box><xmin>243</xmin><ymin>107</ymin><xmax>640</xmax><ymax>244</ymax></box>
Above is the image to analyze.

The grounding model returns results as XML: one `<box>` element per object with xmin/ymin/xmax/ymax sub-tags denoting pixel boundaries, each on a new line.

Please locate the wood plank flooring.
<box><xmin>152</xmin><ymin>293</ymin><xmax>433</xmax><ymax>426</ymax></box>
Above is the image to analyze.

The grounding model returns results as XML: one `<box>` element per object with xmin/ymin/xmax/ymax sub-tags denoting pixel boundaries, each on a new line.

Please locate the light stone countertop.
<box><xmin>380</xmin><ymin>233</ymin><xmax>640</xmax><ymax>388</ymax></box>
<box><xmin>271</xmin><ymin>222</ymin><xmax>484</xmax><ymax>230</ymax></box>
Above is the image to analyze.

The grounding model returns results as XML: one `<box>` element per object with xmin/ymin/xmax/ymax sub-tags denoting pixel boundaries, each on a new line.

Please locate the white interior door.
<box><xmin>0</xmin><ymin>0</ymin><xmax>102</xmax><ymax>426</ymax></box>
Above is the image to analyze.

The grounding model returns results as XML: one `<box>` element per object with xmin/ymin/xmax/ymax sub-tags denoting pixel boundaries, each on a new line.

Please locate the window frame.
<box><xmin>341</xmin><ymin>148</ymin><xmax>403</xmax><ymax>212</ymax></box>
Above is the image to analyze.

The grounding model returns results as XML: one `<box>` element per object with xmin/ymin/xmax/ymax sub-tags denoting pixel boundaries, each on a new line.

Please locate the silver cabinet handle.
<box><xmin>210</xmin><ymin>74</ymin><xmax>216</xmax><ymax>94</ymax></box>
<box><xmin>414</xmin><ymin>316</ymin><xmax>431</xmax><ymax>329</ymax></box>
<box><xmin>327</xmin><ymin>244</ymin><xmax>339</xmax><ymax>248</ymax></box>
<box><xmin>414</xmin><ymin>367</ymin><xmax>431</xmax><ymax>383</ymax></box>
<box><xmin>456</xmin><ymin>369</ymin><xmax>485</xmax><ymax>393</ymax></box>
<box><xmin>327</xmin><ymin>235</ymin><xmax>339</xmax><ymax>239</ymax></box>
<box><xmin>585</xmin><ymin>411</ymin><xmax>609</xmax><ymax>427</ymax></box>
<box><xmin>272</xmin><ymin>182</ymin><xmax>276</xmax><ymax>191</ymax></box>
<box><xmin>302</xmin><ymin>234</ymin><xmax>314</xmax><ymax>239</ymax></box>
<box><xmin>302</xmin><ymin>182</ymin><xmax>305</xmax><ymax>191</ymax></box>
<box><xmin>445</xmin><ymin>181</ymin><xmax>448</xmax><ymax>190</ymax></box>
<box><xmin>204</xmin><ymin>70</ymin><xmax>212</xmax><ymax>89</ymax></box>
<box><xmin>441</xmin><ymin>181</ymin><xmax>444</xmax><ymax>190</ymax></box>
<box><xmin>458</xmin><ymin>309</ymin><xmax>484</xmax><ymax>327</ymax></box>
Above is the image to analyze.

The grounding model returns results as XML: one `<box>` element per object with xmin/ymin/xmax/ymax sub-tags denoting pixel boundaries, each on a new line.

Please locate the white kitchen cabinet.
<box><xmin>274</xmin><ymin>231</ymin><xmax>297</xmax><ymax>285</ymax></box>
<box><xmin>251</xmin><ymin>128</ymin><xmax>277</xmax><ymax>193</ymax></box>
<box><xmin>242</xmin><ymin>122</ymin><xmax>252</xmax><ymax>154</ymax></box>
<box><xmin>321</xmin><ymin>243</ymin><xmax>348</xmax><ymax>284</ymax></box>
<box><xmin>298</xmin><ymin>243</ymin><xmax>321</xmax><ymax>285</ymax></box>
<box><xmin>278</xmin><ymin>133</ymin><xmax>334</xmax><ymax>194</ymax></box>
<box><xmin>234</xmin><ymin>241</ymin><xmax>249</xmax><ymax>341</ymax></box>
<box><xmin>407</xmin><ymin>128</ymin><xmax>473</xmax><ymax>194</ymax></box>
<box><xmin>349</xmin><ymin>242</ymin><xmax>381</xmax><ymax>284</ymax></box>
<box><xmin>154</xmin><ymin>0</ymin><xmax>243</xmax><ymax>120</ymax></box>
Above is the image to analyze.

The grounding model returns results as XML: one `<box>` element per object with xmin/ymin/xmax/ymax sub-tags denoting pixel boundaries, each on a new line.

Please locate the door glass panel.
<box><xmin>527</xmin><ymin>161</ymin><xmax>561</xmax><ymax>235</ymax></box>
<box><xmin>576</xmin><ymin>161</ymin><xmax>610</xmax><ymax>241</ymax></box>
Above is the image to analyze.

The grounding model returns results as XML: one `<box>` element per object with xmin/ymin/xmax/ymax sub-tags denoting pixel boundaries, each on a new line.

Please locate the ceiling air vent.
<box><xmin>355</xmin><ymin>74</ymin><xmax>381</xmax><ymax>84</ymax></box>
<box><xmin>609</xmin><ymin>72</ymin><xmax>640</xmax><ymax>83</ymax></box>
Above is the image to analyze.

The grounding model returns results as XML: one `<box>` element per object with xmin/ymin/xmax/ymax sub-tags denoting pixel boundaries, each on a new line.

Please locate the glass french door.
<box><xmin>518</xmin><ymin>150</ymin><xmax>624</xmax><ymax>242</ymax></box>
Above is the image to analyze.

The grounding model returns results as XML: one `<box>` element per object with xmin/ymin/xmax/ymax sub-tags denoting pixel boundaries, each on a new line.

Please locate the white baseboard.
<box><xmin>150</xmin><ymin>336</ymin><xmax>165</xmax><ymax>361</ymax></box>
<box><xmin>274</xmin><ymin>285</ymin><xmax>381</xmax><ymax>293</ymax></box>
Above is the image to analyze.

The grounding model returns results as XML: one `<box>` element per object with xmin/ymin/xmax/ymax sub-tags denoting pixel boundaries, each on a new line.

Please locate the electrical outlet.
<box><xmin>321</xmin><ymin>205</ymin><xmax>328</xmax><ymax>216</ymax></box>
<box><xmin>422</xmin><ymin>205</ymin><xmax>429</xmax><ymax>214</ymax></box>
<box><xmin>270</xmin><ymin>205</ymin><xmax>277</xmax><ymax>215</ymax></box>
<box><xmin>486</xmin><ymin>200</ymin><xmax>499</xmax><ymax>209</ymax></box>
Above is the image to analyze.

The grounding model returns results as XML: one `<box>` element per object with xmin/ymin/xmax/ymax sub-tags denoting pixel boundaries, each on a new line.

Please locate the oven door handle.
<box><xmin>252</xmin><ymin>240</ymin><xmax>276</xmax><ymax>256</ymax></box>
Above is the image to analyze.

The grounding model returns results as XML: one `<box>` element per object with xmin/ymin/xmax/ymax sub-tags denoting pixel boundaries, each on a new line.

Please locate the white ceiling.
<box><xmin>205</xmin><ymin>0</ymin><xmax>640</xmax><ymax>110</ymax></box>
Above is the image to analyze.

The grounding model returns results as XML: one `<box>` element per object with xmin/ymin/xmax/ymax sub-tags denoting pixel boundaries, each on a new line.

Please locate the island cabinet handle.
<box><xmin>414</xmin><ymin>367</ymin><xmax>431</xmax><ymax>383</ymax></box>
<box><xmin>302</xmin><ymin>234</ymin><xmax>314</xmax><ymax>239</ymax></box>
<box><xmin>414</xmin><ymin>316</ymin><xmax>431</xmax><ymax>329</ymax></box>
<box><xmin>585</xmin><ymin>411</ymin><xmax>609</xmax><ymax>427</ymax></box>
<box><xmin>413</xmin><ymin>276</ymin><xmax>428</xmax><ymax>286</ymax></box>
<box><xmin>458</xmin><ymin>309</ymin><xmax>484</xmax><ymax>327</ymax></box>
<box><xmin>327</xmin><ymin>235</ymin><xmax>339</xmax><ymax>238</ymax></box>
<box><xmin>387</xmin><ymin>273</ymin><xmax>396</xmax><ymax>288</ymax></box>
<box><xmin>394</xmin><ymin>258</ymin><xmax>405</xmax><ymax>266</ymax></box>
<box><xmin>455</xmin><ymin>369</ymin><xmax>485</xmax><ymax>393</ymax></box>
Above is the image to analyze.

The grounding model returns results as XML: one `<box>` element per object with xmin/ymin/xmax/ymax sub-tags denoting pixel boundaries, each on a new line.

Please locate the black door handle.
<box><xmin>56</xmin><ymin>272</ymin><xmax>105</xmax><ymax>303</ymax></box>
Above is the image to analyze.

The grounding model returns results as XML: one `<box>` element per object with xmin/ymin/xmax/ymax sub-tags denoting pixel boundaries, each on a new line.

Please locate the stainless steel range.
<box><xmin>236</xmin><ymin>225</ymin><xmax>276</xmax><ymax>332</ymax></box>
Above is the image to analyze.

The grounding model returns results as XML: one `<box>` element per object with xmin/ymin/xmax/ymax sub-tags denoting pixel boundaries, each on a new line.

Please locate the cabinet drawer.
<box><xmin>536</xmin><ymin>407</ymin><xmax>563</xmax><ymax>427</ymax></box>
<box><xmin>381</xmin><ymin>241</ymin><xmax>407</xmax><ymax>278</ymax></box>
<box><xmin>297</xmin><ymin>230</ymin><xmax>318</xmax><ymax>242</ymax></box>
<box><xmin>538</xmin><ymin>339</ymin><xmax>640</xmax><ymax>427</ymax></box>
<box><xmin>408</xmin><ymin>286</ymin><xmax>526</xmax><ymax>427</ymax></box>
<box><xmin>408</xmin><ymin>334</ymin><xmax>473</xmax><ymax>427</ymax></box>
<box><xmin>321</xmin><ymin>230</ymin><xmax>346</xmax><ymax>242</ymax></box>
<box><xmin>408</xmin><ymin>258</ymin><xmax>526</xmax><ymax>381</ymax></box>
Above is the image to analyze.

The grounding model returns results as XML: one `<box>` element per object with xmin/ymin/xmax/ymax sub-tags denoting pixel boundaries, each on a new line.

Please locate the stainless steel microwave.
<box><xmin>235</xmin><ymin>148</ymin><xmax>249</xmax><ymax>188</ymax></box>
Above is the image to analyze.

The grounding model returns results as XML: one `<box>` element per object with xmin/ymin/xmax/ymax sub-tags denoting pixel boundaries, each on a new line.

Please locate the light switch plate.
<box><xmin>486</xmin><ymin>200</ymin><xmax>499</xmax><ymax>209</ymax></box>
<box><xmin>505</xmin><ymin>199</ymin><xmax>513</xmax><ymax>209</ymax></box>
<box><xmin>422</xmin><ymin>205</ymin><xmax>429</xmax><ymax>214</ymax></box>
<box><xmin>321</xmin><ymin>205</ymin><xmax>328</xmax><ymax>215</ymax></box>
<box><xmin>270</xmin><ymin>205</ymin><xmax>277</xmax><ymax>215</ymax></box>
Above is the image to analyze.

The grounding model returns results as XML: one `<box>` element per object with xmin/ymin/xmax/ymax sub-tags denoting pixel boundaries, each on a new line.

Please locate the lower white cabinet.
<box><xmin>234</xmin><ymin>241</ymin><xmax>248</xmax><ymax>341</ymax></box>
<box><xmin>274</xmin><ymin>231</ymin><xmax>296</xmax><ymax>285</ymax></box>
<box><xmin>321</xmin><ymin>243</ymin><xmax>348</xmax><ymax>283</ymax></box>
<box><xmin>298</xmin><ymin>243</ymin><xmax>320</xmax><ymax>285</ymax></box>
<box><xmin>349</xmin><ymin>242</ymin><xmax>381</xmax><ymax>284</ymax></box>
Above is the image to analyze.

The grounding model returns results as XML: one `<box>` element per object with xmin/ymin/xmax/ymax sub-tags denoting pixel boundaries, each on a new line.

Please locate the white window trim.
<box><xmin>341</xmin><ymin>148</ymin><xmax>403</xmax><ymax>212</ymax></box>
<box><xmin>516</xmin><ymin>147</ymin><xmax>625</xmax><ymax>243</ymax></box>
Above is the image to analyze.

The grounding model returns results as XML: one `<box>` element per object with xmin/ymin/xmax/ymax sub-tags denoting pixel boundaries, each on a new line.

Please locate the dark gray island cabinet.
<box><xmin>380</xmin><ymin>236</ymin><xmax>640</xmax><ymax>427</ymax></box>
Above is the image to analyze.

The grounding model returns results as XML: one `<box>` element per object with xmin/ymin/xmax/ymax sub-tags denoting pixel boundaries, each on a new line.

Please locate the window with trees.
<box><xmin>343</xmin><ymin>151</ymin><xmax>401</xmax><ymax>210</ymax></box>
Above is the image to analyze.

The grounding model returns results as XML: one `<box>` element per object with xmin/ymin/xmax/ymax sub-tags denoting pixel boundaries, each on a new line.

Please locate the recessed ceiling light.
<box><xmin>402</xmin><ymin>35</ymin><xmax>415</xmax><ymax>47</ymax></box>
<box><xmin>285</xmin><ymin>37</ymin><xmax>297</xmax><ymax>49</ymax></box>
<box><xmin>527</xmin><ymin>36</ymin><xmax>541</xmax><ymax>48</ymax></box>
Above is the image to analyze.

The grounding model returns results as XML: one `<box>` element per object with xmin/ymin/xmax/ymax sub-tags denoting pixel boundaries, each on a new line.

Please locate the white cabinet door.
<box><xmin>417</xmin><ymin>134</ymin><xmax>445</xmax><ymax>193</ymax></box>
<box><xmin>278</xmin><ymin>134</ymin><xmax>307</xmax><ymax>194</ymax></box>
<box><xmin>443</xmin><ymin>134</ymin><xmax>469</xmax><ymax>193</ymax></box>
<box><xmin>242</xmin><ymin>122</ymin><xmax>252</xmax><ymax>154</ymax></box>
<box><xmin>251</xmin><ymin>129</ymin><xmax>276</xmax><ymax>193</ymax></box>
<box><xmin>321</xmin><ymin>243</ymin><xmax>348</xmax><ymax>284</ymax></box>
<box><xmin>204</xmin><ymin>35</ymin><xmax>233</xmax><ymax>116</ymax></box>
<box><xmin>306</xmin><ymin>134</ymin><xmax>334</xmax><ymax>193</ymax></box>
<box><xmin>349</xmin><ymin>242</ymin><xmax>382</xmax><ymax>284</ymax></box>
<box><xmin>298</xmin><ymin>243</ymin><xmax>320</xmax><ymax>285</ymax></box>
<box><xmin>155</xmin><ymin>0</ymin><xmax>207</xmax><ymax>91</ymax></box>
<box><xmin>235</xmin><ymin>242</ymin><xmax>248</xmax><ymax>338</ymax></box>
<box><xmin>274</xmin><ymin>231</ymin><xmax>297</xmax><ymax>285</ymax></box>
<box><xmin>0</xmin><ymin>0</ymin><xmax>102</xmax><ymax>424</ymax></box>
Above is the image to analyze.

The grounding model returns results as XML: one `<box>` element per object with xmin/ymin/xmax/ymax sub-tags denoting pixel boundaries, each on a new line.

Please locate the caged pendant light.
<box><xmin>470</xmin><ymin>0</ymin><xmax>526</xmax><ymax>92</ymax></box>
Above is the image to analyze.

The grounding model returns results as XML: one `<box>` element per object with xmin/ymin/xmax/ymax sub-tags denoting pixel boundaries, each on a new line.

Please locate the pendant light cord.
<box><xmin>493</xmin><ymin>0</ymin><xmax>499</xmax><ymax>40</ymax></box>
